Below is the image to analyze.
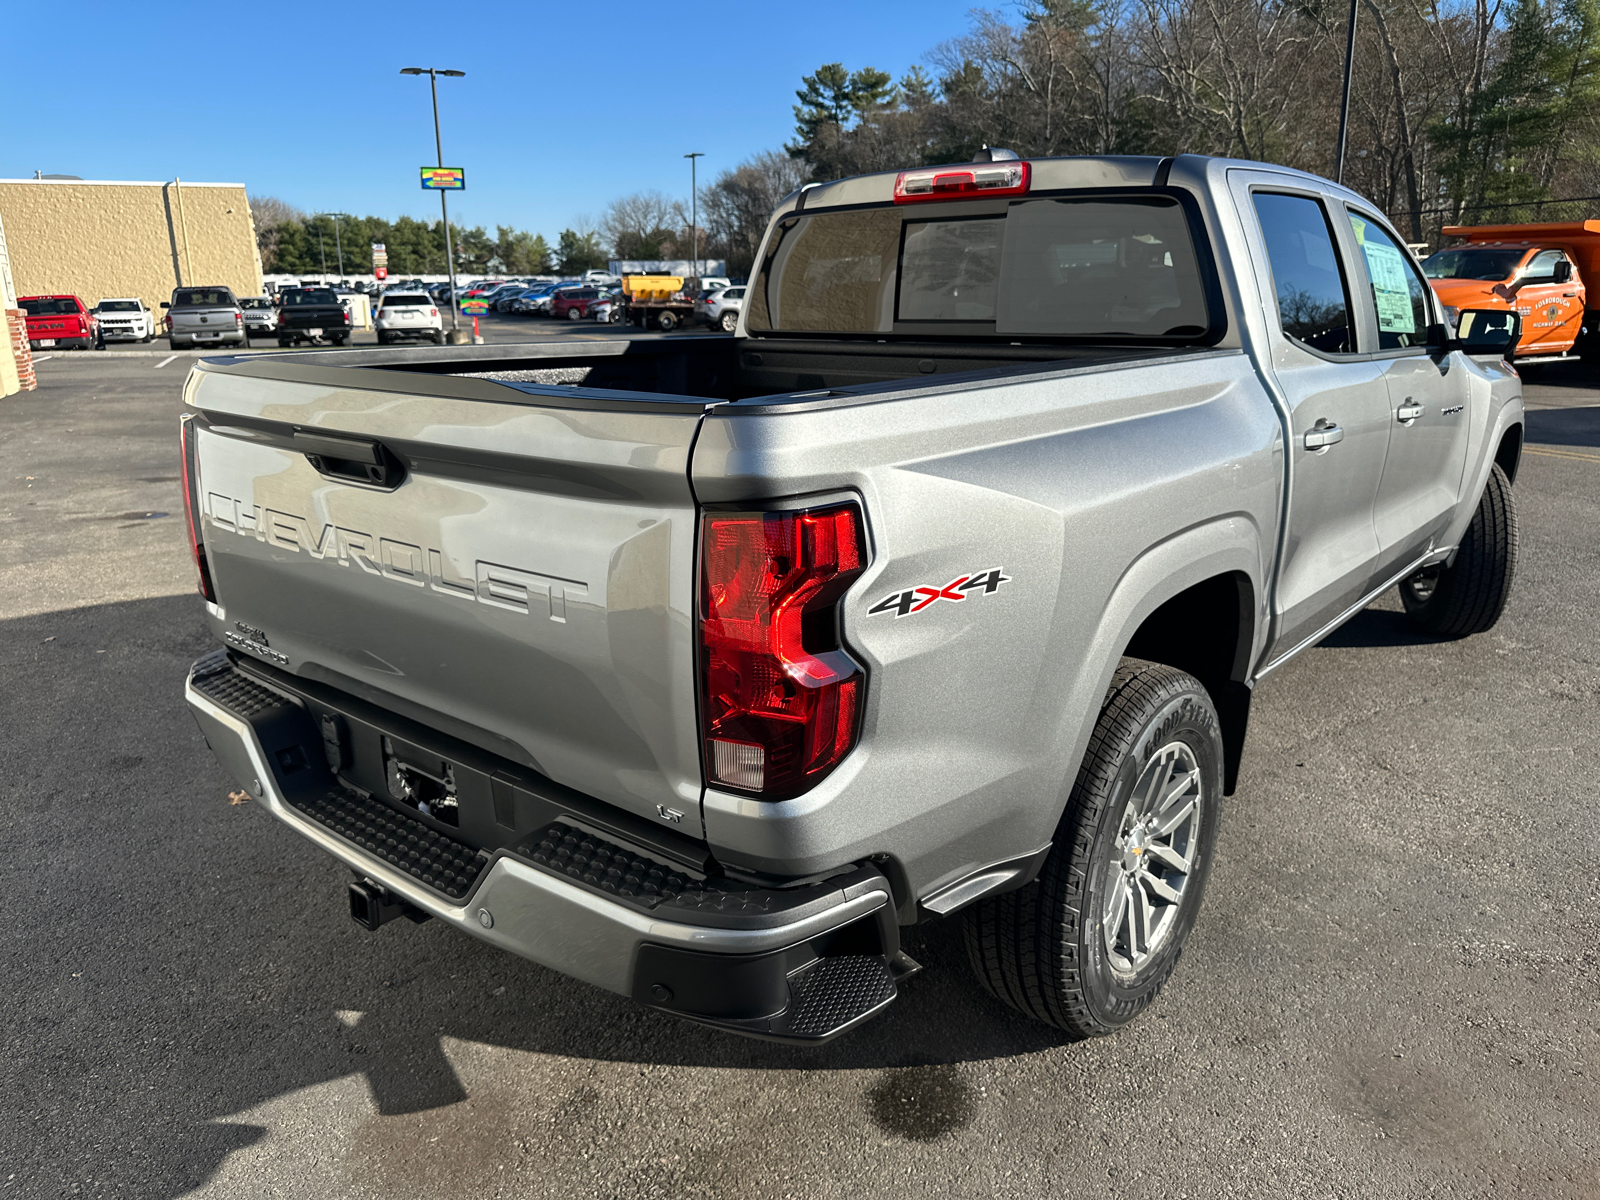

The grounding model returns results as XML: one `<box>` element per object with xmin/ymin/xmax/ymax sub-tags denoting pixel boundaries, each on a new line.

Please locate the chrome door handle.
<box><xmin>1396</xmin><ymin>401</ymin><xmax>1424</xmax><ymax>423</ymax></box>
<box><xmin>1304</xmin><ymin>420</ymin><xmax>1344</xmax><ymax>450</ymax></box>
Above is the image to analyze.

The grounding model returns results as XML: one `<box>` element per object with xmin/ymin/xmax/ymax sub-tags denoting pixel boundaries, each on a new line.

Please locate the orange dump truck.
<box><xmin>1421</xmin><ymin>220</ymin><xmax>1600</xmax><ymax>363</ymax></box>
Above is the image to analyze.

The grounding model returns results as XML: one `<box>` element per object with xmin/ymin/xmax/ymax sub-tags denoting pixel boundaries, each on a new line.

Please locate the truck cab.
<box><xmin>1422</xmin><ymin>219</ymin><xmax>1600</xmax><ymax>362</ymax></box>
<box><xmin>19</xmin><ymin>295</ymin><xmax>100</xmax><ymax>350</ymax></box>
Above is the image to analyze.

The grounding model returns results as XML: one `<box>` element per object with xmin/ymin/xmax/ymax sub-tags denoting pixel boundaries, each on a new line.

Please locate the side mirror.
<box><xmin>1425</xmin><ymin>322</ymin><xmax>1450</xmax><ymax>353</ymax></box>
<box><xmin>1455</xmin><ymin>308</ymin><xmax>1523</xmax><ymax>359</ymax></box>
<box><xmin>160</xmin><ymin>301</ymin><xmax>170</xmax><ymax>309</ymax></box>
<box><xmin>1554</xmin><ymin>260</ymin><xmax>1573</xmax><ymax>284</ymax></box>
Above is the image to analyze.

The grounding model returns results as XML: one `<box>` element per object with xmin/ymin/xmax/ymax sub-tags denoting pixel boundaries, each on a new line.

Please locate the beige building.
<box><xmin>0</xmin><ymin>178</ymin><xmax>264</xmax><ymax>315</ymax></box>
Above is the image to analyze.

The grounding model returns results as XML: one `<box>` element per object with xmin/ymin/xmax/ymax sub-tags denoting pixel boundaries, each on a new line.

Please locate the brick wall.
<box><xmin>0</xmin><ymin>179</ymin><xmax>264</xmax><ymax>316</ymax></box>
<box><xmin>7</xmin><ymin>310</ymin><xmax>35</xmax><ymax>392</ymax></box>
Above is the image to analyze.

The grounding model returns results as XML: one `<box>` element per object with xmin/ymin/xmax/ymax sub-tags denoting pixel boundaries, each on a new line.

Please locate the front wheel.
<box><xmin>1401</xmin><ymin>462</ymin><xmax>1517</xmax><ymax>637</ymax></box>
<box><xmin>720</xmin><ymin>310</ymin><xmax>738</xmax><ymax>333</ymax></box>
<box><xmin>964</xmin><ymin>659</ymin><xmax>1222</xmax><ymax>1039</ymax></box>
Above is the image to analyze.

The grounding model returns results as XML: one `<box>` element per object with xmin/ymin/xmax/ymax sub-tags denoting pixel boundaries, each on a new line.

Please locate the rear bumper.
<box><xmin>375</xmin><ymin>324</ymin><xmax>442</xmax><ymax>338</ymax></box>
<box><xmin>184</xmin><ymin>652</ymin><xmax>903</xmax><ymax>1042</ymax></box>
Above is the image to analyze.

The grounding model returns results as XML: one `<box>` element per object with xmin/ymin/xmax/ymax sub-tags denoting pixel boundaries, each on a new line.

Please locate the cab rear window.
<box><xmin>746</xmin><ymin>194</ymin><xmax>1217</xmax><ymax>342</ymax></box>
<box><xmin>21</xmin><ymin>298</ymin><xmax>82</xmax><ymax>316</ymax></box>
<box><xmin>173</xmin><ymin>289</ymin><xmax>235</xmax><ymax>307</ymax></box>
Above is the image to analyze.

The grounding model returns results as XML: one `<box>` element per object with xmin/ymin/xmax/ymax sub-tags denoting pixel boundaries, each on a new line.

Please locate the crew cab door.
<box><xmin>1339</xmin><ymin>208</ymin><xmax>1472</xmax><ymax>573</ymax></box>
<box><xmin>1513</xmin><ymin>248</ymin><xmax>1585</xmax><ymax>356</ymax></box>
<box><xmin>1232</xmin><ymin>178</ymin><xmax>1394</xmax><ymax>660</ymax></box>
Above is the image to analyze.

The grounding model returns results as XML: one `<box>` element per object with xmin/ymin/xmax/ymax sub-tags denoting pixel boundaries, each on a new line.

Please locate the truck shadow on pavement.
<box><xmin>1</xmin><ymin>594</ymin><xmax>1071</xmax><ymax>1198</ymax></box>
<box><xmin>1524</xmin><ymin>403</ymin><xmax>1600</xmax><ymax>448</ymax></box>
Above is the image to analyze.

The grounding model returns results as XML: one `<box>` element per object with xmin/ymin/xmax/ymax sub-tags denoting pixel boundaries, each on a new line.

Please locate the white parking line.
<box><xmin>154</xmin><ymin>354</ymin><xmax>179</xmax><ymax>369</ymax></box>
<box><xmin>31</xmin><ymin>354</ymin><xmax>54</xmax><ymax>364</ymax></box>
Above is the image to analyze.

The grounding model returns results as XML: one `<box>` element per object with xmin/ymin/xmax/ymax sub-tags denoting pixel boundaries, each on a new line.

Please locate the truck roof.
<box><xmin>1442</xmin><ymin>219</ymin><xmax>1600</xmax><ymax>286</ymax></box>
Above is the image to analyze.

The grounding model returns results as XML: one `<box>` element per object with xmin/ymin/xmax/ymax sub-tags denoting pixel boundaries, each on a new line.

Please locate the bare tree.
<box><xmin>248</xmin><ymin>195</ymin><xmax>304</xmax><ymax>272</ymax></box>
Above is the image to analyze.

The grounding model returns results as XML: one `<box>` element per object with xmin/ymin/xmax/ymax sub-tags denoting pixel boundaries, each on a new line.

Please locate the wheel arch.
<box><xmin>1123</xmin><ymin>571</ymin><xmax>1255</xmax><ymax>795</ymax></box>
<box><xmin>1067</xmin><ymin>518</ymin><xmax>1265</xmax><ymax>801</ymax></box>
<box><xmin>1495</xmin><ymin>422</ymin><xmax>1523</xmax><ymax>485</ymax></box>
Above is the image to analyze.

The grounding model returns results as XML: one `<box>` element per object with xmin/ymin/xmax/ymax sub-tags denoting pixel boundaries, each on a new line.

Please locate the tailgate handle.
<box><xmin>293</xmin><ymin>431</ymin><xmax>404</xmax><ymax>487</ymax></box>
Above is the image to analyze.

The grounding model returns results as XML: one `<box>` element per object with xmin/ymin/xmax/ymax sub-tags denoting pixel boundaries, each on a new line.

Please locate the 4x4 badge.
<box><xmin>868</xmin><ymin>568</ymin><xmax>1011</xmax><ymax>618</ymax></box>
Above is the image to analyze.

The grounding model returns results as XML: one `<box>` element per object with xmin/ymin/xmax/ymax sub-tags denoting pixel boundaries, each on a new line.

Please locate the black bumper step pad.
<box><xmin>514</xmin><ymin>823</ymin><xmax>855</xmax><ymax>928</ymax></box>
<box><xmin>783</xmin><ymin>956</ymin><xmax>898</xmax><ymax>1039</ymax></box>
<box><xmin>190</xmin><ymin>655</ymin><xmax>294</xmax><ymax>719</ymax></box>
<box><xmin>288</xmin><ymin>788</ymin><xmax>487</xmax><ymax>901</ymax></box>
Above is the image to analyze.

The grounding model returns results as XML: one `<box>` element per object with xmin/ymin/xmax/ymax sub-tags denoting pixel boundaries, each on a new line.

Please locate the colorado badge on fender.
<box><xmin>867</xmin><ymin>568</ymin><xmax>1011</xmax><ymax>618</ymax></box>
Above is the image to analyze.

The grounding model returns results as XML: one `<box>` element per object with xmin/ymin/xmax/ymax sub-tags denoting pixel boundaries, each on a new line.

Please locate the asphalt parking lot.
<box><xmin>1</xmin><ymin>351</ymin><xmax>1596</xmax><ymax>1199</ymax></box>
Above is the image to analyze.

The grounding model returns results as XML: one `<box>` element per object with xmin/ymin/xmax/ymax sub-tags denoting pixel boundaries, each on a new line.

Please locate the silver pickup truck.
<box><xmin>163</xmin><ymin>286</ymin><xmax>246</xmax><ymax>350</ymax></box>
<box><xmin>180</xmin><ymin>153</ymin><xmax>1524</xmax><ymax>1044</ymax></box>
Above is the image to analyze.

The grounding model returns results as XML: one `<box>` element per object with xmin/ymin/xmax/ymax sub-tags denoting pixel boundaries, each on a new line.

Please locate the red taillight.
<box><xmin>699</xmin><ymin>503</ymin><xmax>866</xmax><ymax>798</ymax></box>
<box><xmin>179</xmin><ymin>414</ymin><xmax>216</xmax><ymax>603</ymax></box>
<box><xmin>234</xmin><ymin>312</ymin><xmax>243</xmax><ymax>325</ymax></box>
<box><xmin>894</xmin><ymin>160</ymin><xmax>1030</xmax><ymax>203</ymax></box>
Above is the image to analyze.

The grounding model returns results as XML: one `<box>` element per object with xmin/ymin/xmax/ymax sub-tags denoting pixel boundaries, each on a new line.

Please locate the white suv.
<box><xmin>375</xmin><ymin>293</ymin><xmax>445</xmax><ymax>345</ymax></box>
<box><xmin>93</xmin><ymin>298</ymin><xmax>156</xmax><ymax>342</ymax></box>
<box><xmin>696</xmin><ymin>286</ymin><xmax>745</xmax><ymax>333</ymax></box>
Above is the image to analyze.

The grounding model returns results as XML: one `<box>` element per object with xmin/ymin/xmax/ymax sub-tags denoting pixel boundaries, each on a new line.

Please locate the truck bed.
<box><xmin>203</xmin><ymin>334</ymin><xmax>1203</xmax><ymax>405</ymax></box>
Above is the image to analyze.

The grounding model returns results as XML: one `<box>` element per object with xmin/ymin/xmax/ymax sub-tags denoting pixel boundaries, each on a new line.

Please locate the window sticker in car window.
<box><xmin>1349</xmin><ymin>217</ymin><xmax>1415</xmax><ymax>334</ymax></box>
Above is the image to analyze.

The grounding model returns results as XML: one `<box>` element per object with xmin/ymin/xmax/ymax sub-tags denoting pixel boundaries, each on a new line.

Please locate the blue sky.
<box><xmin>9</xmin><ymin>1</ymin><xmax>984</xmax><ymax>237</ymax></box>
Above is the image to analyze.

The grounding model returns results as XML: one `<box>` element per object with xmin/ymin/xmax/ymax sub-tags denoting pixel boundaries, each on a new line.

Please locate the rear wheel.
<box><xmin>657</xmin><ymin>310</ymin><xmax>679</xmax><ymax>332</ymax></box>
<box><xmin>964</xmin><ymin>659</ymin><xmax>1222</xmax><ymax>1039</ymax></box>
<box><xmin>567</xmin><ymin>306</ymin><xmax>582</xmax><ymax>321</ymax></box>
<box><xmin>1401</xmin><ymin>462</ymin><xmax>1517</xmax><ymax>637</ymax></box>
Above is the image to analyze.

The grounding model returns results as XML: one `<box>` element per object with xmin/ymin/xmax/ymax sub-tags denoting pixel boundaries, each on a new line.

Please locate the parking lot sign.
<box><xmin>421</xmin><ymin>168</ymin><xmax>465</xmax><ymax>190</ymax></box>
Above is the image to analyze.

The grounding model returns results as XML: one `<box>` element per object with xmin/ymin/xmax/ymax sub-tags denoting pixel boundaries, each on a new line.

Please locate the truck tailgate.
<box><xmin>186</xmin><ymin>364</ymin><xmax>709</xmax><ymax>835</ymax></box>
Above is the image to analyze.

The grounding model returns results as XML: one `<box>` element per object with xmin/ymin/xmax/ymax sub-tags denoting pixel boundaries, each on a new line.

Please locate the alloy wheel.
<box><xmin>1101</xmin><ymin>741</ymin><xmax>1203</xmax><ymax>975</ymax></box>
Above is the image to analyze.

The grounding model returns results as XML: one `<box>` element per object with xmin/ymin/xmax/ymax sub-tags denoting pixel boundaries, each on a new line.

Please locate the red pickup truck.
<box><xmin>20</xmin><ymin>295</ymin><xmax>103</xmax><ymax>351</ymax></box>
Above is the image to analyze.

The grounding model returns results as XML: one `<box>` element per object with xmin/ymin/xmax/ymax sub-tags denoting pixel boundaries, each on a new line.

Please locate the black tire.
<box><xmin>720</xmin><ymin>310</ymin><xmax>738</xmax><ymax>333</ymax></box>
<box><xmin>964</xmin><ymin>659</ymin><xmax>1222</xmax><ymax>1039</ymax></box>
<box><xmin>1400</xmin><ymin>462</ymin><xmax>1517</xmax><ymax>637</ymax></box>
<box><xmin>376</xmin><ymin>333</ymin><xmax>390</xmax><ymax>346</ymax></box>
<box><xmin>657</xmin><ymin>310</ymin><xmax>678</xmax><ymax>332</ymax></box>
<box><xmin>277</xmin><ymin>338</ymin><xmax>292</xmax><ymax>348</ymax></box>
<box><xmin>567</xmin><ymin>306</ymin><xmax>582</xmax><ymax>321</ymax></box>
<box><xmin>332</xmin><ymin>335</ymin><xmax>349</xmax><ymax>346</ymax></box>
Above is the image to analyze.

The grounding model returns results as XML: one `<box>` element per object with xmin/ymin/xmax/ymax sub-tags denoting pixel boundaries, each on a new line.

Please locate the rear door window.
<box><xmin>1251</xmin><ymin>193</ymin><xmax>1355</xmax><ymax>354</ymax></box>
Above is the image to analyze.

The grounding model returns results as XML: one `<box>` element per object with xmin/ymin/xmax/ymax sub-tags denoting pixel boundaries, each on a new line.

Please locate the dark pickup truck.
<box><xmin>275</xmin><ymin>288</ymin><xmax>353</xmax><ymax>347</ymax></box>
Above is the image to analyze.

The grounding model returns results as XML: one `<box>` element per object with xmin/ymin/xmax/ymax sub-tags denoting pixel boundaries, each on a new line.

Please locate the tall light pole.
<box><xmin>1334</xmin><ymin>0</ymin><xmax>1359</xmax><ymax>184</ymax></box>
<box><xmin>685</xmin><ymin>152</ymin><xmax>704</xmax><ymax>285</ymax></box>
<box><xmin>402</xmin><ymin>66</ymin><xmax>466</xmax><ymax>337</ymax></box>
<box><xmin>322</xmin><ymin>212</ymin><xmax>351</xmax><ymax>278</ymax></box>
